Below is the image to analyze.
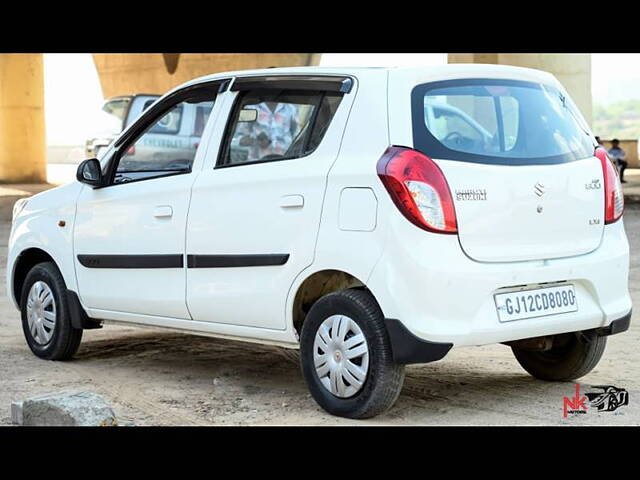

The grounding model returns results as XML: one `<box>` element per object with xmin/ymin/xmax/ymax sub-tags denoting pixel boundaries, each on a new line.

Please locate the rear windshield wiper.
<box><xmin>558</xmin><ymin>91</ymin><xmax>591</xmax><ymax>137</ymax></box>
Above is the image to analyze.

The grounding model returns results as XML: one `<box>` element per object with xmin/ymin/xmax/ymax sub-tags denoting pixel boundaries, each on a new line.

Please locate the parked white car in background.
<box><xmin>85</xmin><ymin>93</ymin><xmax>212</xmax><ymax>170</ymax></box>
<box><xmin>7</xmin><ymin>65</ymin><xmax>631</xmax><ymax>419</ymax></box>
<box><xmin>85</xmin><ymin>94</ymin><xmax>159</xmax><ymax>159</ymax></box>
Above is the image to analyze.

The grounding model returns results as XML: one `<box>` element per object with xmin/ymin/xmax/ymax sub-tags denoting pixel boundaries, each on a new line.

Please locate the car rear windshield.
<box><xmin>411</xmin><ymin>79</ymin><xmax>595</xmax><ymax>165</ymax></box>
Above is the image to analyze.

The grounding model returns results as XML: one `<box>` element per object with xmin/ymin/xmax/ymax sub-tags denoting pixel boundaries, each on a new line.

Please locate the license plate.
<box><xmin>494</xmin><ymin>284</ymin><xmax>578</xmax><ymax>322</ymax></box>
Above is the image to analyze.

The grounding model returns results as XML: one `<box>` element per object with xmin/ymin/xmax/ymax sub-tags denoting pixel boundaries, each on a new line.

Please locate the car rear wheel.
<box><xmin>511</xmin><ymin>332</ymin><xmax>607</xmax><ymax>381</ymax></box>
<box><xmin>299</xmin><ymin>289</ymin><xmax>405</xmax><ymax>419</ymax></box>
<box><xmin>20</xmin><ymin>262</ymin><xmax>83</xmax><ymax>360</ymax></box>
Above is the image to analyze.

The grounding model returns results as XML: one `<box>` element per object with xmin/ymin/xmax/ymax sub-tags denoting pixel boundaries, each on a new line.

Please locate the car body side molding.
<box><xmin>77</xmin><ymin>254</ymin><xmax>290</xmax><ymax>269</ymax></box>
<box><xmin>186</xmin><ymin>254</ymin><xmax>290</xmax><ymax>268</ymax></box>
<box><xmin>77</xmin><ymin>254</ymin><xmax>184</xmax><ymax>269</ymax></box>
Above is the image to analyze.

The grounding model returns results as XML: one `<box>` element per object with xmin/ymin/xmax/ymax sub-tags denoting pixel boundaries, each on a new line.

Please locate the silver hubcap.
<box><xmin>26</xmin><ymin>281</ymin><xmax>56</xmax><ymax>345</ymax></box>
<box><xmin>313</xmin><ymin>315</ymin><xmax>369</xmax><ymax>398</ymax></box>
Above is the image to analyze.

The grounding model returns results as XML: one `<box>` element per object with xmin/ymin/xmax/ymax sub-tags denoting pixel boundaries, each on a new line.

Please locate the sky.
<box><xmin>43</xmin><ymin>54</ymin><xmax>105</xmax><ymax>146</ymax></box>
<box><xmin>591</xmin><ymin>54</ymin><xmax>640</xmax><ymax>104</ymax></box>
<box><xmin>43</xmin><ymin>53</ymin><xmax>640</xmax><ymax>145</ymax></box>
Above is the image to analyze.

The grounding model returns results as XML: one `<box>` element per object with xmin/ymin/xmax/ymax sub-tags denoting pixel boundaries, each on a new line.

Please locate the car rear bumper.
<box><xmin>594</xmin><ymin>309</ymin><xmax>631</xmax><ymax>336</ymax></box>
<box><xmin>385</xmin><ymin>310</ymin><xmax>631</xmax><ymax>365</ymax></box>
<box><xmin>368</xmin><ymin>214</ymin><xmax>632</xmax><ymax>348</ymax></box>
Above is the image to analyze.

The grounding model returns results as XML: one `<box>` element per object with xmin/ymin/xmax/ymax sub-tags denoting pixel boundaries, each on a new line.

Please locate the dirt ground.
<box><xmin>1</xmin><ymin>207</ymin><xmax>639</xmax><ymax>426</ymax></box>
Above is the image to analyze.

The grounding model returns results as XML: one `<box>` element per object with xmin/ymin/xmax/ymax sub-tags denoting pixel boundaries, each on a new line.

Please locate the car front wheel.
<box><xmin>299</xmin><ymin>289</ymin><xmax>405</xmax><ymax>419</ymax></box>
<box><xmin>20</xmin><ymin>262</ymin><xmax>83</xmax><ymax>360</ymax></box>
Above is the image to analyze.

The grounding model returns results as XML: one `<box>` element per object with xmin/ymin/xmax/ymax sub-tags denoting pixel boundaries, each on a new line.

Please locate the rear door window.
<box><xmin>412</xmin><ymin>79</ymin><xmax>594</xmax><ymax>165</ymax></box>
<box><xmin>218</xmin><ymin>89</ymin><xmax>343</xmax><ymax>167</ymax></box>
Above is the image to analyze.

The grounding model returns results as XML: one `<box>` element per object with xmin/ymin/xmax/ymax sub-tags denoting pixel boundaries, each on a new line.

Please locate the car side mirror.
<box><xmin>76</xmin><ymin>159</ymin><xmax>105</xmax><ymax>187</ymax></box>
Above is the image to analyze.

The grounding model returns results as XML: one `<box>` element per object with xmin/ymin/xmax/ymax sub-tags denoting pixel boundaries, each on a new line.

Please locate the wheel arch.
<box><xmin>12</xmin><ymin>247</ymin><xmax>58</xmax><ymax>308</ymax></box>
<box><xmin>291</xmin><ymin>269</ymin><xmax>373</xmax><ymax>336</ymax></box>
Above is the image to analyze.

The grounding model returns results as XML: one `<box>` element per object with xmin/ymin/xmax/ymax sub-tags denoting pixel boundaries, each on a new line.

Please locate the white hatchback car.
<box><xmin>7</xmin><ymin>65</ymin><xmax>632</xmax><ymax>419</ymax></box>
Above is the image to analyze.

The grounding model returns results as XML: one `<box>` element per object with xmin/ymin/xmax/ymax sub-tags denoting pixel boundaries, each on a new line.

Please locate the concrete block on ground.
<box><xmin>20</xmin><ymin>391</ymin><xmax>117</xmax><ymax>426</ymax></box>
<box><xmin>11</xmin><ymin>401</ymin><xmax>23</xmax><ymax>425</ymax></box>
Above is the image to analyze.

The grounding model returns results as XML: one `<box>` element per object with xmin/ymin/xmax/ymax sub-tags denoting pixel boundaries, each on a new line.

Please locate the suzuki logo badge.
<box><xmin>534</xmin><ymin>182</ymin><xmax>545</xmax><ymax>197</ymax></box>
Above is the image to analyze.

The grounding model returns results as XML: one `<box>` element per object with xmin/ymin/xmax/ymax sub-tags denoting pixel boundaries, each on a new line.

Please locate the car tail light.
<box><xmin>126</xmin><ymin>145</ymin><xmax>136</xmax><ymax>156</ymax></box>
<box><xmin>595</xmin><ymin>146</ymin><xmax>624</xmax><ymax>224</ymax></box>
<box><xmin>377</xmin><ymin>146</ymin><xmax>457</xmax><ymax>234</ymax></box>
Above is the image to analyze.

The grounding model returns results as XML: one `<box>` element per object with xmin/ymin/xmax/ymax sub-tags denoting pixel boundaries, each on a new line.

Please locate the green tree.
<box><xmin>593</xmin><ymin>99</ymin><xmax>640</xmax><ymax>140</ymax></box>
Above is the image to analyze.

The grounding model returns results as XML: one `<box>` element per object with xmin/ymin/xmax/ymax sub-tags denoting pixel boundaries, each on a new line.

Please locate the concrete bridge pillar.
<box><xmin>92</xmin><ymin>53</ymin><xmax>321</xmax><ymax>98</ymax></box>
<box><xmin>0</xmin><ymin>54</ymin><xmax>46</xmax><ymax>183</ymax></box>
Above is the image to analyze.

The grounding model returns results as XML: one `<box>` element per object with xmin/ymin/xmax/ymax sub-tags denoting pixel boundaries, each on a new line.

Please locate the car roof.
<box><xmin>184</xmin><ymin>63</ymin><xmax>555</xmax><ymax>83</ymax></box>
<box><xmin>156</xmin><ymin>63</ymin><xmax>560</xmax><ymax>100</ymax></box>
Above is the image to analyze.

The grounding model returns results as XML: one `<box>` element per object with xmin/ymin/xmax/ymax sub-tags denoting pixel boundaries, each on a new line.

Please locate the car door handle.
<box><xmin>280</xmin><ymin>195</ymin><xmax>304</xmax><ymax>209</ymax></box>
<box><xmin>153</xmin><ymin>206</ymin><xmax>173</xmax><ymax>218</ymax></box>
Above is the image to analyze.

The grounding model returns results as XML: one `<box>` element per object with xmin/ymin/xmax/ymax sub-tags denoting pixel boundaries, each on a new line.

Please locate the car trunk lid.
<box><xmin>435</xmin><ymin>156</ymin><xmax>604</xmax><ymax>262</ymax></box>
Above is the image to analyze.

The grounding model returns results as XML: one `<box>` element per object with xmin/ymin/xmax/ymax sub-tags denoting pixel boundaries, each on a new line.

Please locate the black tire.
<box><xmin>299</xmin><ymin>289</ymin><xmax>405</xmax><ymax>419</ymax></box>
<box><xmin>20</xmin><ymin>262</ymin><xmax>83</xmax><ymax>360</ymax></box>
<box><xmin>512</xmin><ymin>332</ymin><xmax>607</xmax><ymax>381</ymax></box>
